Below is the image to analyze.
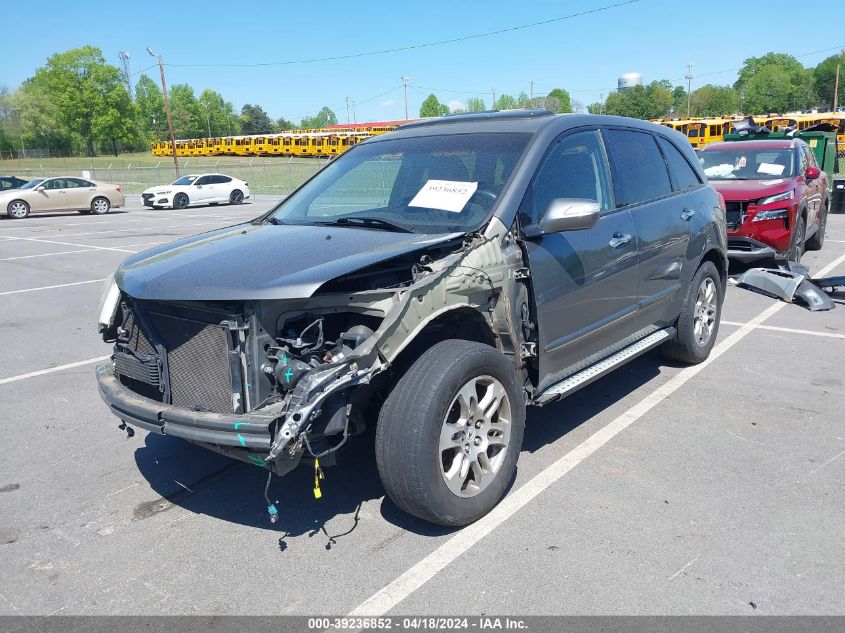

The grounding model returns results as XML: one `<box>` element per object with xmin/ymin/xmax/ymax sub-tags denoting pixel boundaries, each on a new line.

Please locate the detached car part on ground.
<box><xmin>96</xmin><ymin>111</ymin><xmax>728</xmax><ymax>526</ymax></box>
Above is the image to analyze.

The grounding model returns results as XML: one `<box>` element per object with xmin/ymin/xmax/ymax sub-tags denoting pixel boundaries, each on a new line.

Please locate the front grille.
<box><xmin>147</xmin><ymin>312</ymin><xmax>236</xmax><ymax>413</ymax></box>
<box><xmin>725</xmin><ymin>201</ymin><xmax>747</xmax><ymax>230</ymax></box>
<box><xmin>142</xmin><ymin>193</ymin><xmax>154</xmax><ymax>203</ymax></box>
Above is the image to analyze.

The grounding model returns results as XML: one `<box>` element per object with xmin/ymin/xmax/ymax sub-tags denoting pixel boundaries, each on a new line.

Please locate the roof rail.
<box><xmin>399</xmin><ymin>109</ymin><xmax>555</xmax><ymax>129</ymax></box>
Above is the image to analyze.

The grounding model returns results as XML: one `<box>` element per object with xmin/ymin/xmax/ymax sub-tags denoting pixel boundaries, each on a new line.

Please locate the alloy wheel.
<box><xmin>8</xmin><ymin>201</ymin><xmax>29</xmax><ymax>218</ymax></box>
<box><xmin>439</xmin><ymin>375</ymin><xmax>512</xmax><ymax>498</ymax></box>
<box><xmin>693</xmin><ymin>277</ymin><xmax>717</xmax><ymax>346</ymax></box>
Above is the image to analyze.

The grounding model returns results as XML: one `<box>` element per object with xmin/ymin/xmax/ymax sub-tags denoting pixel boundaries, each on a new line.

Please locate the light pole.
<box><xmin>492</xmin><ymin>88</ymin><xmax>497</xmax><ymax>109</ymax></box>
<box><xmin>202</xmin><ymin>102</ymin><xmax>211</xmax><ymax>137</ymax></box>
<box><xmin>346</xmin><ymin>96</ymin><xmax>351</xmax><ymax>124</ymax></box>
<box><xmin>685</xmin><ymin>62</ymin><xmax>694</xmax><ymax>117</ymax></box>
<box><xmin>147</xmin><ymin>47</ymin><xmax>179</xmax><ymax>176</ymax></box>
<box><xmin>351</xmin><ymin>100</ymin><xmax>357</xmax><ymax>124</ymax></box>
<box><xmin>401</xmin><ymin>76</ymin><xmax>411</xmax><ymax>120</ymax></box>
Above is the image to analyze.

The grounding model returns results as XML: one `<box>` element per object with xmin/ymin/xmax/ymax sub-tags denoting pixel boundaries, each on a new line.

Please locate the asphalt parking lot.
<box><xmin>0</xmin><ymin>196</ymin><xmax>843</xmax><ymax>616</ymax></box>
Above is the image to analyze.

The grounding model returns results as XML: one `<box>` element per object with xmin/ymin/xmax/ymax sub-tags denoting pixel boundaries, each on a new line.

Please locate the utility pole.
<box><xmin>492</xmin><ymin>88</ymin><xmax>497</xmax><ymax>109</ymax></box>
<box><xmin>11</xmin><ymin>106</ymin><xmax>25</xmax><ymax>158</ymax></box>
<box><xmin>599</xmin><ymin>93</ymin><xmax>604</xmax><ymax>115</ymax></box>
<box><xmin>346</xmin><ymin>97</ymin><xmax>351</xmax><ymax>124</ymax></box>
<box><xmin>401</xmin><ymin>76</ymin><xmax>411</xmax><ymax>120</ymax></box>
<box><xmin>147</xmin><ymin>47</ymin><xmax>179</xmax><ymax>177</ymax></box>
<box><xmin>833</xmin><ymin>49</ymin><xmax>844</xmax><ymax>112</ymax></box>
<box><xmin>202</xmin><ymin>102</ymin><xmax>211</xmax><ymax>137</ymax></box>
<box><xmin>685</xmin><ymin>61</ymin><xmax>694</xmax><ymax>117</ymax></box>
<box><xmin>529</xmin><ymin>80</ymin><xmax>534</xmax><ymax>99</ymax></box>
<box><xmin>352</xmin><ymin>100</ymin><xmax>357</xmax><ymax>124</ymax></box>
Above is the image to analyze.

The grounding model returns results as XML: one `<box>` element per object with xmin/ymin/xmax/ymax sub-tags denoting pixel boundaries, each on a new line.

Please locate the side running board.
<box><xmin>533</xmin><ymin>328</ymin><xmax>675</xmax><ymax>405</ymax></box>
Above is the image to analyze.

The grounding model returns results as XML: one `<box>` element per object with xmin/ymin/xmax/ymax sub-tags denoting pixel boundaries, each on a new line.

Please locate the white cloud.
<box><xmin>447</xmin><ymin>99</ymin><xmax>465</xmax><ymax>111</ymax></box>
<box><xmin>380</xmin><ymin>99</ymin><xmax>396</xmax><ymax>107</ymax></box>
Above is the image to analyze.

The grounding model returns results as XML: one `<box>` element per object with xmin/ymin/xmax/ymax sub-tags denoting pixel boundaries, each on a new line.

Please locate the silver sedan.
<box><xmin>0</xmin><ymin>177</ymin><xmax>126</xmax><ymax>219</ymax></box>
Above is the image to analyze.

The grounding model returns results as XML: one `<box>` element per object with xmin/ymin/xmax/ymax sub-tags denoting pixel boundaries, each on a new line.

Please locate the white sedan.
<box><xmin>141</xmin><ymin>174</ymin><xmax>250</xmax><ymax>209</ymax></box>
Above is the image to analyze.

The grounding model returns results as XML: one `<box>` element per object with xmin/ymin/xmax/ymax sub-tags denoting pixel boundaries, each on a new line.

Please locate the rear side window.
<box><xmin>213</xmin><ymin>175</ymin><xmax>232</xmax><ymax>184</ymax></box>
<box><xmin>656</xmin><ymin>137</ymin><xmax>702</xmax><ymax>191</ymax></box>
<box><xmin>604</xmin><ymin>129</ymin><xmax>672</xmax><ymax>207</ymax></box>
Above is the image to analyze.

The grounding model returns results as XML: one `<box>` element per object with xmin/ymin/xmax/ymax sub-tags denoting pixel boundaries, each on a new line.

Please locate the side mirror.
<box><xmin>538</xmin><ymin>198</ymin><xmax>601</xmax><ymax>234</ymax></box>
<box><xmin>35</xmin><ymin>185</ymin><xmax>46</xmax><ymax>191</ymax></box>
<box><xmin>196</xmin><ymin>184</ymin><xmax>203</xmax><ymax>188</ymax></box>
<box><xmin>805</xmin><ymin>166</ymin><xmax>821</xmax><ymax>181</ymax></box>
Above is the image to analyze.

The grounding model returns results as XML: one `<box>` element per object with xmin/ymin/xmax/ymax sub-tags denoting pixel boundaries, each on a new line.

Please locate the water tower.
<box><xmin>618</xmin><ymin>72</ymin><xmax>643</xmax><ymax>92</ymax></box>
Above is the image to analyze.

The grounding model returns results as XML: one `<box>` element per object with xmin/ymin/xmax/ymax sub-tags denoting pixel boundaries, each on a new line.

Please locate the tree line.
<box><xmin>589</xmin><ymin>52</ymin><xmax>842</xmax><ymax>120</ymax></box>
<box><xmin>1</xmin><ymin>46</ymin><xmax>841</xmax><ymax>157</ymax></box>
<box><xmin>0</xmin><ymin>46</ymin><xmax>339</xmax><ymax>157</ymax></box>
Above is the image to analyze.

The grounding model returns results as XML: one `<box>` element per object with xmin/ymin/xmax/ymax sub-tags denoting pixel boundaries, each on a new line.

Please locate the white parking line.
<box><xmin>0</xmin><ymin>278</ymin><xmax>106</xmax><ymax>296</ymax></box>
<box><xmin>721</xmin><ymin>320</ymin><xmax>845</xmax><ymax>340</ymax></box>
<box><xmin>0</xmin><ymin>356</ymin><xmax>110</xmax><ymax>385</ymax></box>
<box><xmin>0</xmin><ymin>248</ymin><xmax>99</xmax><ymax>262</ymax></box>
<box><xmin>349</xmin><ymin>250</ymin><xmax>845</xmax><ymax>617</ymax></box>
<box><xmin>0</xmin><ymin>235</ymin><xmax>136</xmax><ymax>253</ymax></box>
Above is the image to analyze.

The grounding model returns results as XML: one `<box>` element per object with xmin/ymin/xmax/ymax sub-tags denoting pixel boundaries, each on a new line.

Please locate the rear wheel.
<box><xmin>91</xmin><ymin>197</ymin><xmax>110</xmax><ymax>215</ymax></box>
<box><xmin>229</xmin><ymin>189</ymin><xmax>244</xmax><ymax>205</ymax></box>
<box><xmin>173</xmin><ymin>193</ymin><xmax>189</xmax><ymax>209</ymax></box>
<box><xmin>375</xmin><ymin>340</ymin><xmax>525</xmax><ymax>526</ymax></box>
<box><xmin>7</xmin><ymin>200</ymin><xmax>30</xmax><ymax>219</ymax></box>
<box><xmin>662</xmin><ymin>261</ymin><xmax>722</xmax><ymax>365</ymax></box>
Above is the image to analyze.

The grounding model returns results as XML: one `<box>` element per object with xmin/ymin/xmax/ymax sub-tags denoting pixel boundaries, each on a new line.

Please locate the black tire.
<box><xmin>91</xmin><ymin>197</ymin><xmax>110</xmax><ymax>215</ymax></box>
<box><xmin>375</xmin><ymin>339</ymin><xmax>525</xmax><ymax>526</ymax></box>
<box><xmin>229</xmin><ymin>189</ymin><xmax>244</xmax><ymax>205</ymax></box>
<box><xmin>7</xmin><ymin>200</ymin><xmax>30</xmax><ymax>219</ymax></box>
<box><xmin>787</xmin><ymin>213</ymin><xmax>806</xmax><ymax>262</ymax></box>
<box><xmin>806</xmin><ymin>200</ymin><xmax>827</xmax><ymax>251</ymax></box>
<box><xmin>661</xmin><ymin>261</ymin><xmax>722</xmax><ymax>365</ymax></box>
<box><xmin>173</xmin><ymin>193</ymin><xmax>189</xmax><ymax>209</ymax></box>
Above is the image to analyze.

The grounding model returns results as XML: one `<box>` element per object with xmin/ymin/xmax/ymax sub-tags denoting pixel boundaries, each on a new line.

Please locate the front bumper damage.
<box><xmin>727</xmin><ymin>236</ymin><xmax>778</xmax><ymax>262</ymax></box>
<box><xmin>98</xmin><ymin>232</ymin><xmax>527</xmax><ymax>476</ymax></box>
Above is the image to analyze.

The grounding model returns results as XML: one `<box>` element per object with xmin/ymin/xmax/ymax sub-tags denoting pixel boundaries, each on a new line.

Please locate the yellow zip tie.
<box><xmin>313</xmin><ymin>457</ymin><xmax>324</xmax><ymax>499</ymax></box>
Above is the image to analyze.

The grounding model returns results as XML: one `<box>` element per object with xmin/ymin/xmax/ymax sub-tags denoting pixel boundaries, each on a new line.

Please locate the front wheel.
<box><xmin>375</xmin><ymin>340</ymin><xmax>525</xmax><ymax>526</ymax></box>
<box><xmin>229</xmin><ymin>189</ymin><xmax>244</xmax><ymax>205</ymax></box>
<box><xmin>662</xmin><ymin>261</ymin><xmax>722</xmax><ymax>365</ymax></box>
<box><xmin>787</xmin><ymin>214</ymin><xmax>806</xmax><ymax>262</ymax></box>
<box><xmin>173</xmin><ymin>193</ymin><xmax>189</xmax><ymax>209</ymax></box>
<box><xmin>7</xmin><ymin>200</ymin><xmax>30</xmax><ymax>219</ymax></box>
<box><xmin>91</xmin><ymin>197</ymin><xmax>110</xmax><ymax>215</ymax></box>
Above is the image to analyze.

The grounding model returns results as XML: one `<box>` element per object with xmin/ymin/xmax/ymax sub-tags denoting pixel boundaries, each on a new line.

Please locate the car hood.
<box><xmin>142</xmin><ymin>185</ymin><xmax>180</xmax><ymax>195</ymax></box>
<box><xmin>709</xmin><ymin>178</ymin><xmax>794</xmax><ymax>201</ymax></box>
<box><xmin>117</xmin><ymin>222</ymin><xmax>464</xmax><ymax>301</ymax></box>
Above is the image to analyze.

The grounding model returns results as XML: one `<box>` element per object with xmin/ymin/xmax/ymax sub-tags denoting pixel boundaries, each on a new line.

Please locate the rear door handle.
<box><xmin>681</xmin><ymin>208</ymin><xmax>695</xmax><ymax>221</ymax></box>
<box><xmin>608</xmin><ymin>233</ymin><xmax>632</xmax><ymax>248</ymax></box>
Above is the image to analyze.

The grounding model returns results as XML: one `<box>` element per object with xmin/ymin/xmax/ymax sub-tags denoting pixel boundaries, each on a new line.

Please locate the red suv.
<box><xmin>699</xmin><ymin>138</ymin><xmax>829</xmax><ymax>262</ymax></box>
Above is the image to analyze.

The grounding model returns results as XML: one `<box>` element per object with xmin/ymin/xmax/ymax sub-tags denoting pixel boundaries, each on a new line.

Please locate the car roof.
<box><xmin>376</xmin><ymin>110</ymin><xmax>688</xmax><ymax>143</ymax></box>
<box><xmin>703</xmin><ymin>139</ymin><xmax>798</xmax><ymax>150</ymax></box>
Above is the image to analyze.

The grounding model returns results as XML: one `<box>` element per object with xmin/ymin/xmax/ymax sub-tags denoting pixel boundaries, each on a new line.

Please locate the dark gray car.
<box><xmin>96</xmin><ymin>111</ymin><xmax>727</xmax><ymax>526</ymax></box>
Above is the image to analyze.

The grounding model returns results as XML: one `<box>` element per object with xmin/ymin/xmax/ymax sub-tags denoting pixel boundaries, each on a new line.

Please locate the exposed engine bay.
<box><xmin>99</xmin><ymin>229</ymin><xmax>535</xmax><ymax>489</ymax></box>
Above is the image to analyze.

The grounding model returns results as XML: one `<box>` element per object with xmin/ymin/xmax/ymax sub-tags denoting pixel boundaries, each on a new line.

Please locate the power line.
<box><xmin>163</xmin><ymin>1</ymin><xmax>640</xmax><ymax>69</ymax></box>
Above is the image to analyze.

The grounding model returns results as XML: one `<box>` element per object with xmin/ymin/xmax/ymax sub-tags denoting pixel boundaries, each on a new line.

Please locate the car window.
<box><xmin>63</xmin><ymin>179</ymin><xmax>81</xmax><ymax>188</ymax></box>
<box><xmin>802</xmin><ymin>146</ymin><xmax>817</xmax><ymax>169</ymax></box>
<box><xmin>45</xmin><ymin>179</ymin><xmax>64</xmax><ymax>190</ymax></box>
<box><xmin>604</xmin><ymin>129</ymin><xmax>673</xmax><ymax>206</ymax></box>
<box><xmin>195</xmin><ymin>176</ymin><xmax>212</xmax><ymax>185</ymax></box>
<box><xmin>72</xmin><ymin>178</ymin><xmax>94</xmax><ymax>187</ymax></box>
<box><xmin>657</xmin><ymin>137</ymin><xmax>702</xmax><ymax>191</ymax></box>
<box><xmin>520</xmin><ymin>130</ymin><xmax>612</xmax><ymax>227</ymax></box>
<box><xmin>214</xmin><ymin>175</ymin><xmax>232</xmax><ymax>184</ymax></box>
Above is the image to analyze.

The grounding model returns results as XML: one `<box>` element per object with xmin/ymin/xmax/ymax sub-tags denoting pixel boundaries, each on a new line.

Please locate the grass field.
<box><xmin>0</xmin><ymin>152</ymin><xmax>331</xmax><ymax>195</ymax></box>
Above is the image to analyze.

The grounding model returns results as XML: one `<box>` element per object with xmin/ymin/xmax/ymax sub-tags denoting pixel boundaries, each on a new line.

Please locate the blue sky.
<box><xmin>3</xmin><ymin>0</ymin><xmax>842</xmax><ymax>124</ymax></box>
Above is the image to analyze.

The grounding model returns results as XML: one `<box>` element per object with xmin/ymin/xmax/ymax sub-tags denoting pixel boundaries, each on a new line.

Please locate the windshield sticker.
<box><xmin>703</xmin><ymin>164</ymin><xmax>736</xmax><ymax>179</ymax></box>
<box><xmin>409</xmin><ymin>180</ymin><xmax>478</xmax><ymax>213</ymax></box>
<box><xmin>757</xmin><ymin>163</ymin><xmax>785</xmax><ymax>176</ymax></box>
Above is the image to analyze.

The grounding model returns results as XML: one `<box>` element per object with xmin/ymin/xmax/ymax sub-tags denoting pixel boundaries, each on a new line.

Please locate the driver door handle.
<box><xmin>681</xmin><ymin>208</ymin><xmax>695</xmax><ymax>221</ymax></box>
<box><xmin>609</xmin><ymin>233</ymin><xmax>632</xmax><ymax>248</ymax></box>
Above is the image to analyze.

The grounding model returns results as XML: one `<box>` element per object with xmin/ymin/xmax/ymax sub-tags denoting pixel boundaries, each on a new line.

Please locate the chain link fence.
<box><xmin>0</xmin><ymin>157</ymin><xmax>333</xmax><ymax>195</ymax></box>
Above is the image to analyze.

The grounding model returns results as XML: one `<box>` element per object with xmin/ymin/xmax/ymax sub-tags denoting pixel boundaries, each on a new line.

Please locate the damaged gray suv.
<box><xmin>96</xmin><ymin>111</ymin><xmax>727</xmax><ymax>526</ymax></box>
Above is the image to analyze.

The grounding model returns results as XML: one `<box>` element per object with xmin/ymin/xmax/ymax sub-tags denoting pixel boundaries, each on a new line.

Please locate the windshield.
<box><xmin>267</xmin><ymin>133</ymin><xmax>530</xmax><ymax>233</ymax></box>
<box><xmin>700</xmin><ymin>148</ymin><xmax>794</xmax><ymax>180</ymax></box>
<box><xmin>20</xmin><ymin>179</ymin><xmax>45</xmax><ymax>190</ymax></box>
<box><xmin>172</xmin><ymin>176</ymin><xmax>198</xmax><ymax>186</ymax></box>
